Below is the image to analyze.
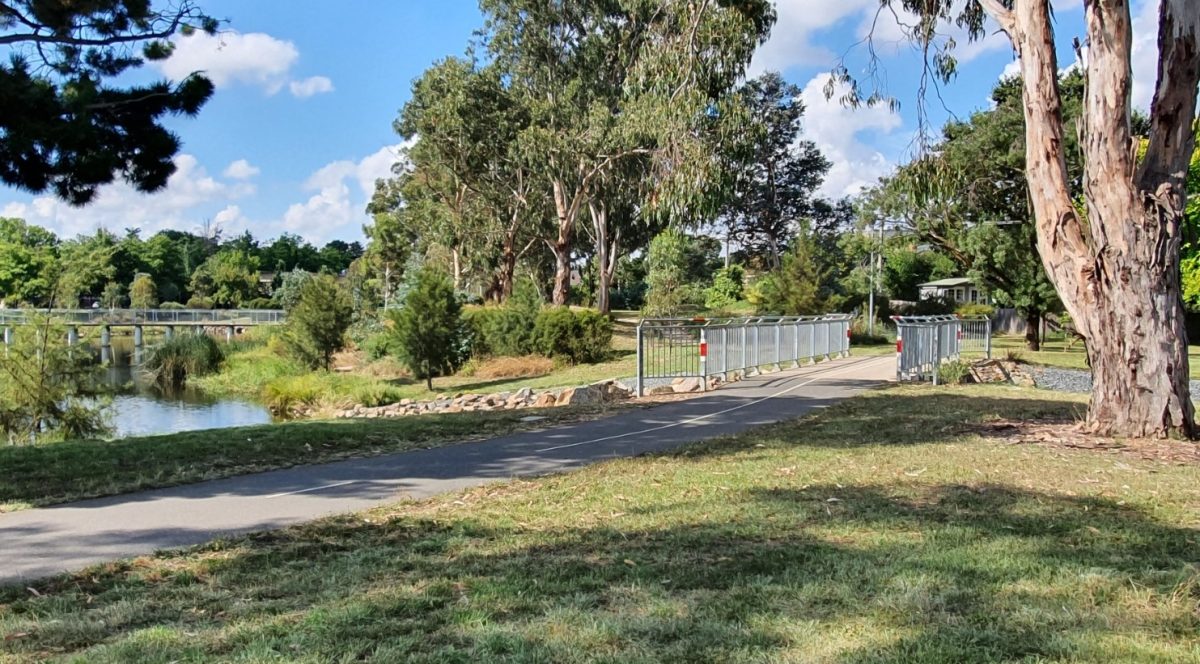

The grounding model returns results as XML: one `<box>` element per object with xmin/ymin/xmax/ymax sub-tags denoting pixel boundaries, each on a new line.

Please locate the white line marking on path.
<box><xmin>534</xmin><ymin>356</ymin><xmax>892</xmax><ymax>454</ymax></box>
<box><xmin>265</xmin><ymin>480</ymin><xmax>359</xmax><ymax>499</ymax></box>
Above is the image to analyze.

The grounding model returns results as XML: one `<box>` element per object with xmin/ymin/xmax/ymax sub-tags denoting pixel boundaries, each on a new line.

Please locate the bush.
<box><xmin>141</xmin><ymin>334</ymin><xmax>224</xmax><ymax>390</ymax></box>
<box><xmin>388</xmin><ymin>268</ymin><xmax>466</xmax><ymax>390</ymax></box>
<box><xmin>894</xmin><ymin>296</ymin><xmax>956</xmax><ymax>316</ymax></box>
<box><xmin>186</xmin><ymin>295</ymin><xmax>214</xmax><ymax>309</ymax></box>
<box><xmin>703</xmin><ymin>265</ymin><xmax>745</xmax><ymax>311</ymax></box>
<box><xmin>463</xmin><ymin>279</ymin><xmax>542</xmax><ymax>357</ymax></box>
<box><xmin>956</xmin><ymin>302</ymin><xmax>996</xmax><ymax>318</ymax></box>
<box><xmin>283</xmin><ymin>274</ymin><xmax>354</xmax><ymax>370</ymax></box>
<box><xmin>533</xmin><ymin>308</ymin><xmax>613</xmax><ymax>364</ymax></box>
<box><xmin>936</xmin><ymin>360</ymin><xmax>972</xmax><ymax>385</ymax></box>
<box><xmin>160</xmin><ymin>301</ymin><xmax>186</xmax><ymax>310</ymax></box>
<box><xmin>242</xmin><ymin>297</ymin><xmax>274</xmax><ymax>310</ymax></box>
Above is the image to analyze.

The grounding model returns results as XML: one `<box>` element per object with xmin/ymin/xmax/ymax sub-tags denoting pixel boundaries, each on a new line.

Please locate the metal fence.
<box><xmin>0</xmin><ymin>308</ymin><xmax>286</xmax><ymax>326</ymax></box>
<box><xmin>893</xmin><ymin>315</ymin><xmax>991</xmax><ymax>383</ymax></box>
<box><xmin>635</xmin><ymin>315</ymin><xmax>852</xmax><ymax>396</ymax></box>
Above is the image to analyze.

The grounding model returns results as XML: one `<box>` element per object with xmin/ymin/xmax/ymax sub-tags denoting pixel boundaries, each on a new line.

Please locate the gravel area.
<box><xmin>1028</xmin><ymin>365</ymin><xmax>1200</xmax><ymax>401</ymax></box>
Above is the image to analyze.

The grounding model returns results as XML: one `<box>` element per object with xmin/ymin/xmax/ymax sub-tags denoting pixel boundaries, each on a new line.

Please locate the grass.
<box><xmin>0</xmin><ymin>406</ymin><xmax>620</xmax><ymax>513</ymax></box>
<box><xmin>3</xmin><ymin>384</ymin><xmax>1199</xmax><ymax>662</ymax></box>
<box><xmin>194</xmin><ymin>328</ymin><xmax>641</xmax><ymax>414</ymax></box>
<box><xmin>992</xmin><ymin>334</ymin><xmax>1200</xmax><ymax>380</ymax></box>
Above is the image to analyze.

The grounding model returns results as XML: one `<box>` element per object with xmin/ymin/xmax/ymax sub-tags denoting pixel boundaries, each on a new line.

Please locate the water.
<box><xmin>100</xmin><ymin>337</ymin><xmax>273</xmax><ymax>439</ymax></box>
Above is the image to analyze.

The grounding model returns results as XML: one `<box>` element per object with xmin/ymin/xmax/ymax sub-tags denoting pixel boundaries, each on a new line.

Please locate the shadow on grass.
<box><xmin>2</xmin><ymin>481</ymin><xmax>1195</xmax><ymax>662</ymax></box>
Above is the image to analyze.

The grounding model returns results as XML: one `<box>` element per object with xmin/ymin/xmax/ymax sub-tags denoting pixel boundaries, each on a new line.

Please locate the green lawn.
<box><xmin>991</xmin><ymin>334</ymin><xmax>1200</xmax><ymax>380</ymax></box>
<box><xmin>4</xmin><ymin>384</ymin><xmax>1198</xmax><ymax>662</ymax></box>
<box><xmin>0</xmin><ymin>406</ymin><xmax>619</xmax><ymax>513</ymax></box>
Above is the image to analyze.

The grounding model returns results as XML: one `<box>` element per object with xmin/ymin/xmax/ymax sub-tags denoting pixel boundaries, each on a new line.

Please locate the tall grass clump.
<box><xmin>142</xmin><ymin>334</ymin><xmax>224</xmax><ymax>389</ymax></box>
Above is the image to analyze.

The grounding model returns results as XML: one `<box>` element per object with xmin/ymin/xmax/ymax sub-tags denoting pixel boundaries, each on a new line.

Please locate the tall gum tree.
<box><xmin>857</xmin><ymin>0</ymin><xmax>1200</xmax><ymax>438</ymax></box>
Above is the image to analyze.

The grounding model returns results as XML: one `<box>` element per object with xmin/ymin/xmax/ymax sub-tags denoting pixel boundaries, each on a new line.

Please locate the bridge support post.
<box><xmin>67</xmin><ymin>326</ymin><xmax>78</xmax><ymax>346</ymax></box>
<box><xmin>133</xmin><ymin>325</ymin><xmax>143</xmax><ymax>349</ymax></box>
<box><xmin>2</xmin><ymin>326</ymin><xmax>11</xmax><ymax>348</ymax></box>
<box><xmin>164</xmin><ymin>325</ymin><xmax>175</xmax><ymax>340</ymax></box>
<box><xmin>226</xmin><ymin>326</ymin><xmax>235</xmax><ymax>342</ymax></box>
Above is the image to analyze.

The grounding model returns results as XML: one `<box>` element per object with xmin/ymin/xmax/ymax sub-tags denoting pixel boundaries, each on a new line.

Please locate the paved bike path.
<box><xmin>0</xmin><ymin>355</ymin><xmax>894</xmax><ymax>583</ymax></box>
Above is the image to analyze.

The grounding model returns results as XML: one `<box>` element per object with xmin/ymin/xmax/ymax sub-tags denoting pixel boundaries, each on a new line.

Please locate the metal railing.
<box><xmin>635</xmin><ymin>315</ymin><xmax>852</xmax><ymax>396</ymax></box>
<box><xmin>0</xmin><ymin>308</ymin><xmax>286</xmax><ymax>326</ymax></box>
<box><xmin>893</xmin><ymin>315</ymin><xmax>991</xmax><ymax>383</ymax></box>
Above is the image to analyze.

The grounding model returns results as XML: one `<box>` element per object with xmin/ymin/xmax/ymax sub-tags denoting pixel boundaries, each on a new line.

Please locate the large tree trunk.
<box><xmin>1024</xmin><ymin>311</ymin><xmax>1041</xmax><ymax>351</ymax></box>
<box><xmin>988</xmin><ymin>0</ymin><xmax>1200</xmax><ymax>437</ymax></box>
<box><xmin>587</xmin><ymin>201</ymin><xmax>621</xmax><ymax>315</ymax></box>
<box><xmin>550</xmin><ymin>179</ymin><xmax>577</xmax><ymax>306</ymax></box>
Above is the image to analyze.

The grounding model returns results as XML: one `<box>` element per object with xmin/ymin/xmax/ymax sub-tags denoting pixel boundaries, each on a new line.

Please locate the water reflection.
<box><xmin>100</xmin><ymin>337</ymin><xmax>273</xmax><ymax>439</ymax></box>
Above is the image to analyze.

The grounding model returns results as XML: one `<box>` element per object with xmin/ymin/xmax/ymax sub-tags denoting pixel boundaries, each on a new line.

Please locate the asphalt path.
<box><xmin>0</xmin><ymin>354</ymin><xmax>894</xmax><ymax>583</ymax></box>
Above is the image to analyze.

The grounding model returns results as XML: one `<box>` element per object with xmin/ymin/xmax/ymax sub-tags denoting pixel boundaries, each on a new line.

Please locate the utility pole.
<box><xmin>867</xmin><ymin>220</ymin><xmax>883</xmax><ymax>336</ymax></box>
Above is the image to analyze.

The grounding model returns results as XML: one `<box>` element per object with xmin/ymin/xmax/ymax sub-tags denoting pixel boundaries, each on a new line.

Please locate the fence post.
<box><xmin>931</xmin><ymin>323</ymin><xmax>940</xmax><ymax>385</ymax></box>
<box><xmin>793</xmin><ymin>320</ymin><xmax>800</xmax><ymax>368</ymax></box>
<box><xmin>636</xmin><ymin>322</ymin><xmax>644</xmax><ymax>397</ymax></box>
<box><xmin>894</xmin><ymin>322</ymin><xmax>902</xmax><ymax>382</ymax></box>
<box><xmin>699</xmin><ymin>328</ymin><xmax>708</xmax><ymax>391</ymax></box>
<box><xmin>985</xmin><ymin>317</ymin><xmax>993</xmax><ymax>359</ymax></box>
<box><xmin>773</xmin><ymin>324</ymin><xmax>781</xmax><ymax>371</ymax></box>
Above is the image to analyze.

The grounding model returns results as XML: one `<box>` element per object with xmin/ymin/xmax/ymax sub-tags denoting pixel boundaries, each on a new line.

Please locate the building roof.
<box><xmin>918</xmin><ymin>277</ymin><xmax>974</xmax><ymax>288</ymax></box>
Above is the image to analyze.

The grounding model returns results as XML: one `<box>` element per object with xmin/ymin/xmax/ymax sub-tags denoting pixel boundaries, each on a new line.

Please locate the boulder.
<box><xmin>672</xmin><ymin>377</ymin><xmax>703</xmax><ymax>393</ymax></box>
<box><xmin>533</xmin><ymin>392</ymin><xmax>557</xmax><ymax>407</ymax></box>
<box><xmin>648</xmin><ymin>385</ymin><xmax>676</xmax><ymax>396</ymax></box>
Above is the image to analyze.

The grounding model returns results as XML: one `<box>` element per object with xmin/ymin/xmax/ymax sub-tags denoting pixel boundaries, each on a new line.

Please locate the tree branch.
<box><xmin>1137</xmin><ymin>0</ymin><xmax>1200</xmax><ymax>196</ymax></box>
<box><xmin>977</xmin><ymin>0</ymin><xmax>1016</xmax><ymax>38</ymax></box>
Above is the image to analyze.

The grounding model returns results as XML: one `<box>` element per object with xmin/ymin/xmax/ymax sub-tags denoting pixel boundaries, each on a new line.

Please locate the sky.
<box><xmin>0</xmin><ymin>0</ymin><xmax>1167</xmax><ymax>245</ymax></box>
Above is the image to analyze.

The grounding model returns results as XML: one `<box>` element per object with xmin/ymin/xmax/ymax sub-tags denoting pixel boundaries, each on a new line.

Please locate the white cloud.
<box><xmin>156</xmin><ymin>31</ymin><xmax>334</xmax><ymax>98</ymax></box>
<box><xmin>222</xmin><ymin>159</ymin><xmax>261</xmax><ymax>180</ymax></box>
<box><xmin>1000</xmin><ymin>59</ymin><xmax>1021</xmax><ymax>80</ymax></box>
<box><xmin>749</xmin><ymin>0</ymin><xmax>875</xmax><ymax>75</ymax></box>
<box><xmin>4</xmin><ymin>155</ymin><xmax>254</xmax><ymax>239</ymax></box>
<box><xmin>800</xmin><ymin>74</ymin><xmax>906</xmax><ymax>199</ymax></box>
<box><xmin>1129</xmin><ymin>0</ymin><xmax>1160</xmax><ymax>111</ymax></box>
<box><xmin>289</xmin><ymin>76</ymin><xmax>335</xmax><ymax>98</ymax></box>
<box><xmin>280</xmin><ymin>143</ymin><xmax>410</xmax><ymax>243</ymax></box>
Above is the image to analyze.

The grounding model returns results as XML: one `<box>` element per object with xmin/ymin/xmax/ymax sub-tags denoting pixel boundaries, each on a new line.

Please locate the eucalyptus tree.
<box><xmin>480</xmin><ymin>0</ymin><xmax>774</xmax><ymax>305</ymax></box>
<box><xmin>717</xmin><ymin>72</ymin><xmax>830</xmax><ymax>269</ymax></box>
<box><xmin>845</xmin><ymin>0</ymin><xmax>1199</xmax><ymax>437</ymax></box>
<box><xmin>0</xmin><ymin>1</ymin><xmax>218</xmax><ymax>204</ymax></box>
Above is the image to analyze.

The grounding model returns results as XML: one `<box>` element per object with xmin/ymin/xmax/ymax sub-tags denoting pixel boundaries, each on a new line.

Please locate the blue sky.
<box><xmin>0</xmin><ymin>0</ymin><xmax>1162</xmax><ymax>244</ymax></box>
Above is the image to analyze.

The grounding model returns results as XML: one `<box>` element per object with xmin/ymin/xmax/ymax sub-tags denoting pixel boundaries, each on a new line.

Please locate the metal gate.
<box><xmin>893</xmin><ymin>315</ymin><xmax>991</xmax><ymax>383</ymax></box>
<box><xmin>635</xmin><ymin>315</ymin><xmax>852</xmax><ymax>396</ymax></box>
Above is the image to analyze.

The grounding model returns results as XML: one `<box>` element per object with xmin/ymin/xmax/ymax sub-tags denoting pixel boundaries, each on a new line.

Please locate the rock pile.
<box><xmin>336</xmin><ymin>379</ymin><xmax>635</xmax><ymax>419</ymax></box>
<box><xmin>969</xmin><ymin>359</ymin><xmax>1036</xmax><ymax>386</ymax></box>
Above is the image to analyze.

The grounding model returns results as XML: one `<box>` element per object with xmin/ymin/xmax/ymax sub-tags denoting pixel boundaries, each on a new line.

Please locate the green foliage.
<box><xmin>128</xmin><ymin>273</ymin><xmax>157</xmax><ymax>309</ymax></box>
<box><xmin>0</xmin><ymin>217</ymin><xmax>58</xmax><ymax>306</ymax></box>
<box><xmin>956</xmin><ymin>303</ymin><xmax>996</xmax><ymax>318</ymax></box>
<box><xmin>190</xmin><ymin>250</ymin><xmax>261</xmax><ymax>309</ymax></box>
<box><xmin>186</xmin><ymin>295</ymin><xmax>214</xmax><ymax>309</ymax></box>
<box><xmin>464</xmin><ymin>279</ymin><xmax>543</xmax><ymax>357</ymax></box>
<box><xmin>160</xmin><ymin>301</ymin><xmax>185</xmax><ymax>310</ymax></box>
<box><xmin>532</xmin><ymin>308</ymin><xmax>613</xmax><ymax>364</ymax></box>
<box><xmin>936</xmin><ymin>360</ymin><xmax>972</xmax><ymax>385</ymax></box>
<box><xmin>644</xmin><ymin>229</ymin><xmax>700</xmax><ymax>316</ymax></box>
<box><xmin>704</xmin><ymin>265</ymin><xmax>745</xmax><ymax>310</ymax></box>
<box><xmin>881</xmin><ymin>248</ymin><xmax>957</xmax><ymax>301</ymax></box>
<box><xmin>752</xmin><ymin>233</ymin><xmax>839</xmax><ymax>315</ymax></box>
<box><xmin>142</xmin><ymin>334</ymin><xmax>224</xmax><ymax>390</ymax></box>
<box><xmin>100</xmin><ymin>282</ymin><xmax>126</xmax><ymax>309</ymax></box>
<box><xmin>283</xmin><ymin>274</ymin><xmax>354</xmax><ymax>371</ymax></box>
<box><xmin>0</xmin><ymin>2</ymin><xmax>219</xmax><ymax>205</ymax></box>
<box><xmin>0</xmin><ymin>316</ymin><xmax>109</xmax><ymax>443</ymax></box>
<box><xmin>387</xmin><ymin>268</ymin><xmax>465</xmax><ymax>389</ymax></box>
<box><xmin>273</xmin><ymin>269</ymin><xmax>313</xmax><ymax>311</ymax></box>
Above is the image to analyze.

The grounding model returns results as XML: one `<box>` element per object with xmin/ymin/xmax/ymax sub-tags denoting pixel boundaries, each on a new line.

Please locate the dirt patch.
<box><xmin>469</xmin><ymin>355</ymin><xmax>555</xmax><ymax>380</ymax></box>
<box><xmin>973</xmin><ymin>419</ymin><xmax>1200</xmax><ymax>465</ymax></box>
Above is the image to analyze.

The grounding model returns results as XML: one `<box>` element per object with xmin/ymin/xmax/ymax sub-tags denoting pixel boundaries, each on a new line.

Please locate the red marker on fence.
<box><xmin>699</xmin><ymin>341</ymin><xmax>708</xmax><ymax>357</ymax></box>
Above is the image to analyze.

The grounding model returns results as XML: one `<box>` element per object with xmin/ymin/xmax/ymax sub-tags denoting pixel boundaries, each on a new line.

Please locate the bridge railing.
<box><xmin>635</xmin><ymin>314</ymin><xmax>852</xmax><ymax>397</ymax></box>
<box><xmin>0</xmin><ymin>308</ymin><xmax>286</xmax><ymax>326</ymax></box>
<box><xmin>893</xmin><ymin>315</ymin><xmax>991</xmax><ymax>383</ymax></box>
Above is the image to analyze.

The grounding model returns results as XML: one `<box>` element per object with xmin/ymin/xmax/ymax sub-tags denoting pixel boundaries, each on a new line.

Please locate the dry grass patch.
<box><xmin>467</xmin><ymin>355</ymin><xmax>555</xmax><ymax>380</ymax></box>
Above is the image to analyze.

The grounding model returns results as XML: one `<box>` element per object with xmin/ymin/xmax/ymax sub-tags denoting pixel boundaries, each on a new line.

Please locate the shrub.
<box><xmin>283</xmin><ymin>274</ymin><xmax>354</xmax><ymax>371</ymax></box>
<box><xmin>129</xmin><ymin>273</ymin><xmax>157</xmax><ymax>309</ymax></box>
<box><xmin>160</xmin><ymin>301</ymin><xmax>186</xmax><ymax>310</ymax></box>
<box><xmin>186</xmin><ymin>295</ymin><xmax>214</xmax><ymax>309</ymax></box>
<box><xmin>388</xmin><ymin>268</ymin><xmax>466</xmax><ymax>390</ymax></box>
<box><xmin>533</xmin><ymin>308</ymin><xmax>613</xmax><ymax>364</ymax></box>
<box><xmin>141</xmin><ymin>333</ymin><xmax>224</xmax><ymax>390</ymax></box>
<box><xmin>463</xmin><ymin>279</ymin><xmax>542</xmax><ymax>357</ymax></box>
<box><xmin>894</xmin><ymin>296</ymin><xmax>956</xmax><ymax>316</ymax></box>
<box><xmin>242</xmin><ymin>297</ymin><xmax>273</xmax><ymax>310</ymax></box>
<box><xmin>956</xmin><ymin>302</ymin><xmax>996</xmax><ymax>318</ymax></box>
<box><xmin>644</xmin><ymin>229</ymin><xmax>698</xmax><ymax>316</ymax></box>
<box><xmin>704</xmin><ymin>265</ymin><xmax>745</xmax><ymax>311</ymax></box>
<box><xmin>1003</xmin><ymin>348</ymin><xmax>1026</xmax><ymax>363</ymax></box>
<box><xmin>936</xmin><ymin>360</ymin><xmax>972</xmax><ymax>385</ymax></box>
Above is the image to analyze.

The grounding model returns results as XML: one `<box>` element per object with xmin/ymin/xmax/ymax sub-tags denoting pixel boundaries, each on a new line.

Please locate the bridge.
<box><xmin>0</xmin><ymin>308</ymin><xmax>286</xmax><ymax>349</ymax></box>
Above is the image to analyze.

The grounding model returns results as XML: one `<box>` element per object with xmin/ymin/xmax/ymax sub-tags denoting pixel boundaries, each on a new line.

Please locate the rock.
<box><xmin>648</xmin><ymin>385</ymin><xmax>675</xmax><ymax>396</ymax></box>
<box><xmin>561</xmin><ymin>385</ymin><xmax>608</xmax><ymax>406</ymax></box>
<box><xmin>533</xmin><ymin>392</ymin><xmax>557</xmax><ymax>407</ymax></box>
<box><xmin>672</xmin><ymin>377</ymin><xmax>686</xmax><ymax>385</ymax></box>
<box><xmin>672</xmin><ymin>377</ymin><xmax>703</xmax><ymax>393</ymax></box>
<box><xmin>400</xmin><ymin>398</ymin><xmax>413</xmax><ymax>406</ymax></box>
<box><xmin>444</xmin><ymin>405</ymin><xmax>463</xmax><ymax>414</ymax></box>
<box><xmin>515</xmin><ymin>387</ymin><xmax>534</xmax><ymax>400</ymax></box>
